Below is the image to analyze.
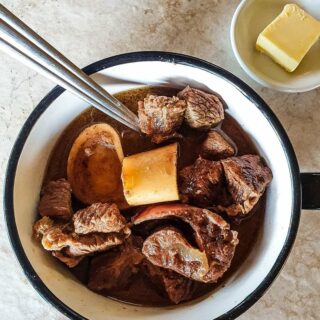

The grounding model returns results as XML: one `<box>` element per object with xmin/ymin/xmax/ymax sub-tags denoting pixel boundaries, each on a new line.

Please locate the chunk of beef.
<box><xmin>33</xmin><ymin>216</ymin><xmax>54</xmax><ymax>240</ymax></box>
<box><xmin>34</xmin><ymin>217</ymin><xmax>84</xmax><ymax>267</ymax></box>
<box><xmin>143</xmin><ymin>227</ymin><xmax>209</xmax><ymax>282</ymax></box>
<box><xmin>138</xmin><ymin>95</ymin><xmax>186</xmax><ymax>143</ymax></box>
<box><xmin>88</xmin><ymin>236</ymin><xmax>144</xmax><ymax>291</ymax></box>
<box><xmin>73</xmin><ymin>203</ymin><xmax>126</xmax><ymax>234</ymax></box>
<box><xmin>177</xmin><ymin>86</ymin><xmax>224</xmax><ymax>129</ymax></box>
<box><xmin>142</xmin><ymin>260</ymin><xmax>194</xmax><ymax>304</ymax></box>
<box><xmin>201</xmin><ymin>130</ymin><xmax>235</xmax><ymax>160</ymax></box>
<box><xmin>33</xmin><ymin>206</ymin><xmax>131</xmax><ymax>268</ymax></box>
<box><xmin>38</xmin><ymin>179</ymin><xmax>72</xmax><ymax>220</ymax></box>
<box><xmin>41</xmin><ymin>223</ymin><xmax>130</xmax><ymax>256</ymax></box>
<box><xmin>179</xmin><ymin>157</ymin><xmax>227</xmax><ymax>206</ymax></box>
<box><xmin>52</xmin><ymin>250</ymin><xmax>84</xmax><ymax>268</ymax></box>
<box><xmin>133</xmin><ymin>204</ymin><xmax>238</xmax><ymax>283</ymax></box>
<box><xmin>217</xmin><ymin>155</ymin><xmax>273</xmax><ymax>216</ymax></box>
<box><xmin>179</xmin><ymin>155</ymin><xmax>273</xmax><ymax>217</ymax></box>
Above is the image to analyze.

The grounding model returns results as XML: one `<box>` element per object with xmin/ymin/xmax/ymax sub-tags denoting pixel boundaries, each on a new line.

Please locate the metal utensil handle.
<box><xmin>0</xmin><ymin>38</ymin><xmax>138</xmax><ymax>131</ymax></box>
<box><xmin>0</xmin><ymin>4</ymin><xmax>139</xmax><ymax>131</ymax></box>
<box><xmin>0</xmin><ymin>4</ymin><xmax>129</xmax><ymax>115</ymax></box>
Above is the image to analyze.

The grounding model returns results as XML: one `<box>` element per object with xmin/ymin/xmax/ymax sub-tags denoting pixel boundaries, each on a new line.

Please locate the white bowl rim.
<box><xmin>230</xmin><ymin>0</ymin><xmax>320</xmax><ymax>93</ymax></box>
<box><xmin>3</xmin><ymin>51</ymin><xmax>301</xmax><ymax>320</ymax></box>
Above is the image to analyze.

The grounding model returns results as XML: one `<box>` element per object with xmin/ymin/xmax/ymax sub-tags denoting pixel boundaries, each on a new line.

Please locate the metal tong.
<box><xmin>0</xmin><ymin>4</ymin><xmax>140</xmax><ymax>131</ymax></box>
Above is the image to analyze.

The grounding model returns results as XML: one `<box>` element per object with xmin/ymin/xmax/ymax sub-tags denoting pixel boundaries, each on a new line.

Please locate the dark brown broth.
<box><xmin>44</xmin><ymin>86</ymin><xmax>265</xmax><ymax>306</ymax></box>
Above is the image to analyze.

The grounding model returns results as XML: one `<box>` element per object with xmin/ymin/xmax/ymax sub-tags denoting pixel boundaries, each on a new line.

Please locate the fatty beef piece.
<box><xmin>143</xmin><ymin>227</ymin><xmax>209</xmax><ymax>281</ymax></box>
<box><xmin>133</xmin><ymin>204</ymin><xmax>239</xmax><ymax>283</ymax></box>
<box><xmin>179</xmin><ymin>155</ymin><xmax>272</xmax><ymax>217</ymax></box>
<box><xmin>88</xmin><ymin>236</ymin><xmax>144</xmax><ymax>292</ymax></box>
<box><xmin>138</xmin><ymin>95</ymin><xmax>186</xmax><ymax>143</ymax></box>
<box><xmin>33</xmin><ymin>201</ymin><xmax>131</xmax><ymax>268</ymax></box>
<box><xmin>177</xmin><ymin>86</ymin><xmax>224</xmax><ymax>130</ymax></box>
<box><xmin>200</xmin><ymin>130</ymin><xmax>236</xmax><ymax>160</ymax></box>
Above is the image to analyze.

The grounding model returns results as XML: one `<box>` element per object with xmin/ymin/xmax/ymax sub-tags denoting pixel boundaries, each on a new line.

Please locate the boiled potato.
<box><xmin>122</xmin><ymin>143</ymin><xmax>179</xmax><ymax>206</ymax></box>
<box><xmin>67</xmin><ymin>123</ymin><xmax>127</xmax><ymax>208</ymax></box>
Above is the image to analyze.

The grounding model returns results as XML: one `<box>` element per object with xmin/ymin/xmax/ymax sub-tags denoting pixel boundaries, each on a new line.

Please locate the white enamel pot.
<box><xmin>4</xmin><ymin>52</ymin><xmax>318</xmax><ymax>320</ymax></box>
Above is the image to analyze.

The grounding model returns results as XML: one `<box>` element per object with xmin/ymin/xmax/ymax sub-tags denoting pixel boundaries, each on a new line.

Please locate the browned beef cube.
<box><xmin>179</xmin><ymin>155</ymin><xmax>272</xmax><ymax>217</ymax></box>
<box><xmin>178</xmin><ymin>86</ymin><xmax>224</xmax><ymax>129</ymax></box>
<box><xmin>142</xmin><ymin>260</ymin><xmax>194</xmax><ymax>304</ymax></box>
<box><xmin>218</xmin><ymin>155</ymin><xmax>273</xmax><ymax>216</ymax></box>
<box><xmin>88</xmin><ymin>236</ymin><xmax>144</xmax><ymax>291</ymax></box>
<box><xmin>179</xmin><ymin>157</ymin><xmax>227</xmax><ymax>206</ymax></box>
<box><xmin>72</xmin><ymin>203</ymin><xmax>126</xmax><ymax>235</ymax></box>
<box><xmin>38</xmin><ymin>179</ymin><xmax>72</xmax><ymax>220</ymax></box>
<box><xmin>138</xmin><ymin>95</ymin><xmax>186</xmax><ymax>143</ymax></box>
<box><xmin>201</xmin><ymin>131</ymin><xmax>235</xmax><ymax>160</ymax></box>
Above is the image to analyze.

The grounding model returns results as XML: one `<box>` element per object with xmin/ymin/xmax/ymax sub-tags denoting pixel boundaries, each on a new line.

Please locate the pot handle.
<box><xmin>301</xmin><ymin>173</ymin><xmax>320</xmax><ymax>210</ymax></box>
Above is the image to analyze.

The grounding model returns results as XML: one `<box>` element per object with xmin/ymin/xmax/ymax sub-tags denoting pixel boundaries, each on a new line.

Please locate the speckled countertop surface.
<box><xmin>0</xmin><ymin>1</ymin><xmax>319</xmax><ymax>319</ymax></box>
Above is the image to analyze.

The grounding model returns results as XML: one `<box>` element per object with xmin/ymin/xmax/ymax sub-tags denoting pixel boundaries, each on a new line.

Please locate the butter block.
<box><xmin>256</xmin><ymin>4</ymin><xmax>320</xmax><ymax>72</ymax></box>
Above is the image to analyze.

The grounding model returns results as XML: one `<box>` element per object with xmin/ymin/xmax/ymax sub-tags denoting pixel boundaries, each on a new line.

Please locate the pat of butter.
<box><xmin>256</xmin><ymin>4</ymin><xmax>320</xmax><ymax>72</ymax></box>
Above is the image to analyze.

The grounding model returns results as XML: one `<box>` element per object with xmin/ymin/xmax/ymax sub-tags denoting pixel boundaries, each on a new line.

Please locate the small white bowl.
<box><xmin>230</xmin><ymin>0</ymin><xmax>320</xmax><ymax>92</ymax></box>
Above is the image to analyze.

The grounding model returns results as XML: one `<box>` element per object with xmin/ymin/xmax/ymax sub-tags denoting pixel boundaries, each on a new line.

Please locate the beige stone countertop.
<box><xmin>0</xmin><ymin>1</ymin><xmax>319</xmax><ymax>319</ymax></box>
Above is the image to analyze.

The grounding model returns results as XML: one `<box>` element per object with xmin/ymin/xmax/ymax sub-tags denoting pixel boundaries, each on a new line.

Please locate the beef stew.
<box><xmin>32</xmin><ymin>86</ymin><xmax>272</xmax><ymax>306</ymax></box>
